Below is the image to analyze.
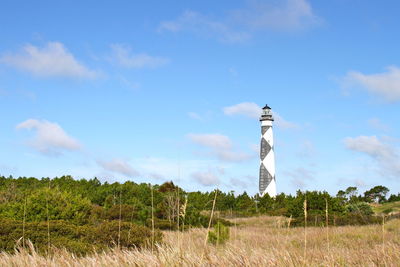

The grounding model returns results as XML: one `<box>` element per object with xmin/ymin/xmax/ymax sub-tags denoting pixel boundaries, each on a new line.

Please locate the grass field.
<box><xmin>371</xmin><ymin>201</ymin><xmax>400</xmax><ymax>215</ymax></box>
<box><xmin>0</xmin><ymin>216</ymin><xmax>399</xmax><ymax>266</ymax></box>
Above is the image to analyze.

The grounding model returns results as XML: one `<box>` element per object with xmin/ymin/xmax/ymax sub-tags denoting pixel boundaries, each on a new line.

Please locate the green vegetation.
<box><xmin>346</xmin><ymin>202</ymin><xmax>374</xmax><ymax>215</ymax></box>
<box><xmin>0</xmin><ymin>219</ymin><xmax>161</xmax><ymax>255</ymax></box>
<box><xmin>371</xmin><ymin>201</ymin><xmax>400</xmax><ymax>215</ymax></box>
<box><xmin>208</xmin><ymin>222</ymin><xmax>230</xmax><ymax>245</ymax></box>
<box><xmin>0</xmin><ymin>175</ymin><xmax>399</xmax><ymax>254</ymax></box>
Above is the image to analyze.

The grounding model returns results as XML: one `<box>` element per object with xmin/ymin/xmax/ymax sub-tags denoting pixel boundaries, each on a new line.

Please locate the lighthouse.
<box><xmin>259</xmin><ymin>104</ymin><xmax>276</xmax><ymax>197</ymax></box>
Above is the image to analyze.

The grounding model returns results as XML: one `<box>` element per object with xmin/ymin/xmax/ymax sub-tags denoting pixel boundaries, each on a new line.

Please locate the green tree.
<box><xmin>364</xmin><ymin>186</ymin><xmax>389</xmax><ymax>203</ymax></box>
<box><xmin>0</xmin><ymin>187</ymin><xmax>92</xmax><ymax>224</ymax></box>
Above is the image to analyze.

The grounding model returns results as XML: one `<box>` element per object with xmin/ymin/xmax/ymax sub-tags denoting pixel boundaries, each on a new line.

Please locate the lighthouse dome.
<box><xmin>262</xmin><ymin>104</ymin><xmax>271</xmax><ymax>110</ymax></box>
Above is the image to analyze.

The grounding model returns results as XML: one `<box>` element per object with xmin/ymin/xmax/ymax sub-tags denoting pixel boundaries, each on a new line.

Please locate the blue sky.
<box><xmin>1</xmin><ymin>0</ymin><xmax>400</xmax><ymax>196</ymax></box>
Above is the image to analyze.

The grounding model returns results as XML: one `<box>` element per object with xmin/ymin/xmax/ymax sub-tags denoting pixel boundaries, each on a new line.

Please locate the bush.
<box><xmin>0</xmin><ymin>188</ymin><xmax>92</xmax><ymax>225</ymax></box>
<box><xmin>146</xmin><ymin>218</ymin><xmax>177</xmax><ymax>230</ymax></box>
<box><xmin>208</xmin><ymin>222</ymin><xmax>230</xmax><ymax>245</ymax></box>
<box><xmin>290</xmin><ymin>213</ymin><xmax>382</xmax><ymax>227</ymax></box>
<box><xmin>0</xmin><ymin>219</ymin><xmax>162</xmax><ymax>255</ymax></box>
<box><xmin>346</xmin><ymin>202</ymin><xmax>374</xmax><ymax>216</ymax></box>
<box><xmin>103</xmin><ymin>204</ymin><xmax>136</xmax><ymax>221</ymax></box>
<box><xmin>382</xmin><ymin>208</ymin><xmax>394</xmax><ymax>214</ymax></box>
<box><xmin>334</xmin><ymin>214</ymin><xmax>381</xmax><ymax>226</ymax></box>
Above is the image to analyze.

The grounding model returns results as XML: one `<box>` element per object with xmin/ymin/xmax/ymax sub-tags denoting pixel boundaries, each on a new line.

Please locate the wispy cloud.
<box><xmin>188</xmin><ymin>112</ymin><xmax>203</xmax><ymax>120</ymax></box>
<box><xmin>223</xmin><ymin>102</ymin><xmax>298</xmax><ymax>129</ymax></box>
<box><xmin>223</xmin><ymin>102</ymin><xmax>261</xmax><ymax>118</ymax></box>
<box><xmin>229</xmin><ymin>177</ymin><xmax>250</xmax><ymax>189</ymax></box>
<box><xmin>192</xmin><ymin>170</ymin><xmax>220</xmax><ymax>186</ymax></box>
<box><xmin>188</xmin><ymin>133</ymin><xmax>232</xmax><ymax>149</ymax></box>
<box><xmin>368</xmin><ymin>118</ymin><xmax>390</xmax><ymax>132</ymax></box>
<box><xmin>16</xmin><ymin>119</ymin><xmax>81</xmax><ymax>156</ymax></box>
<box><xmin>1</xmin><ymin>42</ymin><xmax>99</xmax><ymax>79</ymax></box>
<box><xmin>344</xmin><ymin>135</ymin><xmax>400</xmax><ymax>178</ymax></box>
<box><xmin>159</xmin><ymin>0</ymin><xmax>320</xmax><ymax>43</ymax></box>
<box><xmin>97</xmin><ymin>158</ymin><xmax>140</xmax><ymax>177</ymax></box>
<box><xmin>109</xmin><ymin>44</ymin><xmax>169</xmax><ymax>68</ymax></box>
<box><xmin>159</xmin><ymin>10</ymin><xmax>250</xmax><ymax>43</ymax></box>
<box><xmin>232</xmin><ymin>0</ymin><xmax>319</xmax><ymax>31</ymax></box>
<box><xmin>273</xmin><ymin>113</ymin><xmax>298</xmax><ymax>129</ymax></box>
<box><xmin>284</xmin><ymin>167</ymin><xmax>315</xmax><ymax>189</ymax></box>
<box><xmin>188</xmin><ymin>133</ymin><xmax>254</xmax><ymax>162</ymax></box>
<box><xmin>297</xmin><ymin>140</ymin><xmax>316</xmax><ymax>158</ymax></box>
<box><xmin>344</xmin><ymin>136</ymin><xmax>395</xmax><ymax>159</ymax></box>
<box><xmin>343</xmin><ymin>66</ymin><xmax>400</xmax><ymax>102</ymax></box>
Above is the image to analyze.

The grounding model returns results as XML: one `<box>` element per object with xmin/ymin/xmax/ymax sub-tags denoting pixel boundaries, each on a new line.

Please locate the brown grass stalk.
<box><xmin>325</xmin><ymin>198</ymin><xmax>329</xmax><ymax>252</ymax></box>
<box><xmin>151</xmin><ymin>184</ymin><xmax>155</xmax><ymax>253</ymax></box>
<box><xmin>2</xmin><ymin>216</ymin><xmax>399</xmax><ymax>266</ymax></box>
<box><xmin>46</xmin><ymin>181</ymin><xmax>51</xmax><ymax>254</ymax></box>
<box><xmin>117</xmin><ymin>188</ymin><xmax>122</xmax><ymax>250</ymax></box>
<box><xmin>303</xmin><ymin>198</ymin><xmax>307</xmax><ymax>264</ymax></box>
<box><xmin>22</xmin><ymin>197</ymin><xmax>27</xmax><ymax>249</ymax></box>
<box><xmin>204</xmin><ymin>189</ymin><xmax>218</xmax><ymax>247</ymax></box>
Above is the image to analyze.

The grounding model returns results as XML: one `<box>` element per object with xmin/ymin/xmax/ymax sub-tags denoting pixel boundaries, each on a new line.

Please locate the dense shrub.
<box><xmin>0</xmin><ymin>219</ymin><xmax>162</xmax><ymax>255</ymax></box>
<box><xmin>346</xmin><ymin>202</ymin><xmax>374</xmax><ymax>216</ymax></box>
<box><xmin>0</xmin><ymin>188</ymin><xmax>92</xmax><ymax>225</ymax></box>
<box><xmin>146</xmin><ymin>218</ymin><xmax>177</xmax><ymax>230</ymax></box>
<box><xmin>334</xmin><ymin>214</ymin><xmax>382</xmax><ymax>226</ymax></box>
<box><xmin>0</xmin><ymin>175</ymin><xmax>398</xmax><ymax>233</ymax></box>
<box><xmin>290</xmin><ymin>213</ymin><xmax>382</xmax><ymax>227</ymax></box>
<box><xmin>208</xmin><ymin>222</ymin><xmax>230</xmax><ymax>245</ymax></box>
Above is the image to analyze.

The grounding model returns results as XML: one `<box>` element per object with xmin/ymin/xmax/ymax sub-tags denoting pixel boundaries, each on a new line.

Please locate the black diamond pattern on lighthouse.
<box><xmin>260</xmin><ymin>138</ymin><xmax>271</xmax><ymax>160</ymax></box>
<box><xmin>259</xmin><ymin>163</ymin><xmax>273</xmax><ymax>193</ymax></box>
<box><xmin>261</xmin><ymin>126</ymin><xmax>270</xmax><ymax>136</ymax></box>
<box><xmin>260</xmin><ymin>126</ymin><xmax>274</xmax><ymax>191</ymax></box>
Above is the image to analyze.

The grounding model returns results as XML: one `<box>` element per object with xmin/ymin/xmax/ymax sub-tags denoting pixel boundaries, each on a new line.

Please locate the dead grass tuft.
<box><xmin>0</xmin><ymin>216</ymin><xmax>399</xmax><ymax>266</ymax></box>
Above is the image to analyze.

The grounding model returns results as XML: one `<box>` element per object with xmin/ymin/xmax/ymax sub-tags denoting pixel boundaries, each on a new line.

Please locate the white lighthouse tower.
<box><xmin>259</xmin><ymin>104</ymin><xmax>276</xmax><ymax>197</ymax></box>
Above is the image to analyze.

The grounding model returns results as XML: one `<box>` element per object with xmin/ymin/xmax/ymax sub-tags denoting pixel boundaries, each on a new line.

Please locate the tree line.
<box><xmin>0</xmin><ymin>175</ymin><xmax>399</xmax><ymax>254</ymax></box>
<box><xmin>1</xmin><ymin>175</ymin><xmax>398</xmax><ymax>223</ymax></box>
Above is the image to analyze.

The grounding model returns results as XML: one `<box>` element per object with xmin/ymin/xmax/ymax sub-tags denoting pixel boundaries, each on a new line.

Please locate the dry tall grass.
<box><xmin>1</xmin><ymin>216</ymin><xmax>399</xmax><ymax>266</ymax></box>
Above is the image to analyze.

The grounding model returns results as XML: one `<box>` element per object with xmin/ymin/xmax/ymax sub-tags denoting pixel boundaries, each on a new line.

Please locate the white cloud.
<box><xmin>188</xmin><ymin>133</ymin><xmax>232</xmax><ymax>149</ymax></box>
<box><xmin>284</xmin><ymin>167</ymin><xmax>315</xmax><ymax>189</ymax></box>
<box><xmin>336</xmin><ymin>177</ymin><xmax>367</xmax><ymax>189</ymax></box>
<box><xmin>216</xmin><ymin>150</ymin><xmax>254</xmax><ymax>162</ymax></box>
<box><xmin>273</xmin><ymin>113</ymin><xmax>298</xmax><ymax>129</ymax></box>
<box><xmin>109</xmin><ymin>44</ymin><xmax>168</xmax><ymax>68</ymax></box>
<box><xmin>134</xmin><ymin>156</ymin><xmax>217</xmax><ymax>185</ymax></box>
<box><xmin>192</xmin><ymin>170</ymin><xmax>220</xmax><ymax>186</ymax></box>
<box><xmin>188</xmin><ymin>133</ymin><xmax>254</xmax><ymax>162</ymax></box>
<box><xmin>159</xmin><ymin>0</ymin><xmax>319</xmax><ymax>43</ymax></box>
<box><xmin>223</xmin><ymin>102</ymin><xmax>261</xmax><ymax>118</ymax></box>
<box><xmin>16</xmin><ymin>119</ymin><xmax>81</xmax><ymax>156</ymax></box>
<box><xmin>1</xmin><ymin>42</ymin><xmax>98</xmax><ymax>78</ymax></box>
<box><xmin>223</xmin><ymin>102</ymin><xmax>298</xmax><ymax>129</ymax></box>
<box><xmin>232</xmin><ymin>0</ymin><xmax>319</xmax><ymax>31</ymax></box>
<box><xmin>344</xmin><ymin>135</ymin><xmax>400</xmax><ymax>178</ymax></box>
<box><xmin>344</xmin><ymin>136</ymin><xmax>395</xmax><ymax>159</ymax></box>
<box><xmin>159</xmin><ymin>10</ymin><xmax>250</xmax><ymax>43</ymax></box>
<box><xmin>97</xmin><ymin>158</ymin><xmax>140</xmax><ymax>177</ymax></box>
<box><xmin>117</xmin><ymin>75</ymin><xmax>140</xmax><ymax>91</ymax></box>
<box><xmin>230</xmin><ymin>177</ymin><xmax>249</xmax><ymax>188</ymax></box>
<box><xmin>148</xmin><ymin>172</ymin><xmax>165</xmax><ymax>181</ymax></box>
<box><xmin>343</xmin><ymin>66</ymin><xmax>400</xmax><ymax>102</ymax></box>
